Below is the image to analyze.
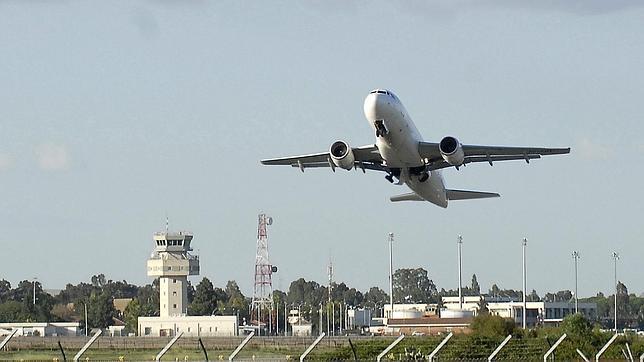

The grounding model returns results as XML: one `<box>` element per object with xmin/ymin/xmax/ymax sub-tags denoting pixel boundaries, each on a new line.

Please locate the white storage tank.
<box><xmin>440</xmin><ymin>309</ymin><xmax>474</xmax><ymax>318</ymax></box>
<box><xmin>392</xmin><ymin>310</ymin><xmax>423</xmax><ymax>319</ymax></box>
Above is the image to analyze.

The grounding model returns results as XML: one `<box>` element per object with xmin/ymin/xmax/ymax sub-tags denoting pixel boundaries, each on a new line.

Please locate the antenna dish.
<box><xmin>267</xmin><ymin>217</ymin><xmax>273</xmax><ymax>225</ymax></box>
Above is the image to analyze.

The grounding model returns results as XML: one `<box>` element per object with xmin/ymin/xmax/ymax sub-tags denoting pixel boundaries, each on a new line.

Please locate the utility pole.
<box><xmin>522</xmin><ymin>238</ymin><xmax>527</xmax><ymax>329</ymax></box>
<box><xmin>572</xmin><ymin>251</ymin><xmax>580</xmax><ymax>314</ymax></box>
<box><xmin>388</xmin><ymin>232</ymin><xmax>394</xmax><ymax>318</ymax></box>
<box><xmin>612</xmin><ymin>251</ymin><xmax>619</xmax><ymax>334</ymax></box>
<box><xmin>457</xmin><ymin>235</ymin><xmax>463</xmax><ymax>310</ymax></box>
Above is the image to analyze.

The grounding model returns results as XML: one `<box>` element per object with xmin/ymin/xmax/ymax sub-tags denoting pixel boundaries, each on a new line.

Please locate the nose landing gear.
<box><xmin>374</xmin><ymin>120</ymin><xmax>388</xmax><ymax>138</ymax></box>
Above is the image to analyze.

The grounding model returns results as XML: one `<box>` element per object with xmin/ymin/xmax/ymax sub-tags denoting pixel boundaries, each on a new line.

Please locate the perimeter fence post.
<box><xmin>488</xmin><ymin>334</ymin><xmax>512</xmax><ymax>362</ymax></box>
<box><xmin>299</xmin><ymin>332</ymin><xmax>325</xmax><ymax>362</ymax></box>
<box><xmin>0</xmin><ymin>329</ymin><xmax>17</xmax><ymax>350</ymax></box>
<box><xmin>543</xmin><ymin>333</ymin><xmax>566</xmax><ymax>362</ymax></box>
<box><xmin>595</xmin><ymin>333</ymin><xmax>618</xmax><ymax>362</ymax></box>
<box><xmin>154</xmin><ymin>331</ymin><xmax>183</xmax><ymax>362</ymax></box>
<box><xmin>73</xmin><ymin>329</ymin><xmax>103</xmax><ymax>362</ymax></box>
<box><xmin>428</xmin><ymin>332</ymin><xmax>453</xmax><ymax>362</ymax></box>
<box><xmin>228</xmin><ymin>331</ymin><xmax>254</xmax><ymax>361</ymax></box>
<box><xmin>376</xmin><ymin>334</ymin><xmax>405</xmax><ymax>362</ymax></box>
<box><xmin>626</xmin><ymin>343</ymin><xmax>634</xmax><ymax>362</ymax></box>
<box><xmin>576</xmin><ymin>349</ymin><xmax>590</xmax><ymax>362</ymax></box>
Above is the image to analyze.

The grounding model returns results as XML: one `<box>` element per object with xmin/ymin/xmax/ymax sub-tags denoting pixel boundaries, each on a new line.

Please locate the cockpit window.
<box><xmin>370</xmin><ymin>89</ymin><xmax>397</xmax><ymax>99</ymax></box>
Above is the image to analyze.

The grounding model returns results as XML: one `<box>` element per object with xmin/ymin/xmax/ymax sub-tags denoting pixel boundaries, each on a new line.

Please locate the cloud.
<box><xmin>0</xmin><ymin>153</ymin><xmax>12</xmax><ymax>171</ymax></box>
<box><xmin>575</xmin><ymin>138</ymin><xmax>614</xmax><ymax>161</ymax></box>
<box><xmin>35</xmin><ymin>143</ymin><xmax>70</xmax><ymax>171</ymax></box>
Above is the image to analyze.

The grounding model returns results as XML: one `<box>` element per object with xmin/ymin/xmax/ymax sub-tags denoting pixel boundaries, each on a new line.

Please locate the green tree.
<box><xmin>364</xmin><ymin>287</ymin><xmax>389</xmax><ymax>308</ymax></box>
<box><xmin>470</xmin><ymin>314</ymin><xmax>515</xmax><ymax>337</ymax></box>
<box><xmin>0</xmin><ymin>301</ymin><xmax>23</xmax><ymax>322</ymax></box>
<box><xmin>560</xmin><ymin>313</ymin><xmax>592</xmax><ymax>337</ymax></box>
<box><xmin>86</xmin><ymin>291</ymin><xmax>116</xmax><ymax>328</ymax></box>
<box><xmin>0</xmin><ymin>279</ymin><xmax>11</xmax><ymax>303</ymax></box>
<box><xmin>124</xmin><ymin>298</ymin><xmax>141</xmax><ymax>334</ymax></box>
<box><xmin>471</xmin><ymin>274</ymin><xmax>480</xmax><ymax>295</ymax></box>
<box><xmin>392</xmin><ymin>268</ymin><xmax>437</xmax><ymax>303</ymax></box>
<box><xmin>188</xmin><ymin>277</ymin><xmax>217</xmax><ymax>316</ymax></box>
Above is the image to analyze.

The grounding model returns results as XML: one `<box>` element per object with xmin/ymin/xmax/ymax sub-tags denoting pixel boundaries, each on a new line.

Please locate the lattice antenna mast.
<box><xmin>252</xmin><ymin>213</ymin><xmax>276</xmax><ymax>334</ymax></box>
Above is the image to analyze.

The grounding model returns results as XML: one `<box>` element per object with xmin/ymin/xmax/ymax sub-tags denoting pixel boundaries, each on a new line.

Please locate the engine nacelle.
<box><xmin>439</xmin><ymin>136</ymin><xmax>465</xmax><ymax>166</ymax></box>
<box><xmin>329</xmin><ymin>140</ymin><xmax>355</xmax><ymax>170</ymax></box>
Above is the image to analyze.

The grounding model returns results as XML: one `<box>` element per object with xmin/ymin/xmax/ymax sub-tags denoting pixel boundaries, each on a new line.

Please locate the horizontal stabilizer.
<box><xmin>390</xmin><ymin>192</ymin><xmax>424</xmax><ymax>202</ymax></box>
<box><xmin>446</xmin><ymin>189</ymin><xmax>500</xmax><ymax>200</ymax></box>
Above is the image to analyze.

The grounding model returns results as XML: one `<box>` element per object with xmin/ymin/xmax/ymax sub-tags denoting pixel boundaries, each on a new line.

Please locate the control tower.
<box><xmin>146</xmin><ymin>231</ymin><xmax>200</xmax><ymax>317</ymax></box>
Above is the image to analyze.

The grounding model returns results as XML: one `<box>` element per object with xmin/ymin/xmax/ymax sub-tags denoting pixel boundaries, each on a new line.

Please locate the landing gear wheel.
<box><xmin>419</xmin><ymin>172</ymin><xmax>429</xmax><ymax>182</ymax></box>
<box><xmin>385</xmin><ymin>174</ymin><xmax>394</xmax><ymax>183</ymax></box>
<box><xmin>376</xmin><ymin>130</ymin><xmax>381</xmax><ymax>137</ymax></box>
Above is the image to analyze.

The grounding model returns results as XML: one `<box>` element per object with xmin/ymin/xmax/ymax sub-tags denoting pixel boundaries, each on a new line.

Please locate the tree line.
<box><xmin>1</xmin><ymin>268</ymin><xmax>643</xmax><ymax>334</ymax></box>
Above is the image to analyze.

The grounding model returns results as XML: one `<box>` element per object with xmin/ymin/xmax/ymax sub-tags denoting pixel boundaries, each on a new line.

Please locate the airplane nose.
<box><xmin>363</xmin><ymin>93</ymin><xmax>387</xmax><ymax>120</ymax></box>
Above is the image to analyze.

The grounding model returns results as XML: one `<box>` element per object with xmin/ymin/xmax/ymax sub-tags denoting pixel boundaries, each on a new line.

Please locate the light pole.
<box><xmin>82</xmin><ymin>302</ymin><xmax>88</xmax><ymax>336</ymax></box>
<box><xmin>388</xmin><ymin>232</ymin><xmax>394</xmax><ymax>319</ymax></box>
<box><xmin>572</xmin><ymin>251</ymin><xmax>580</xmax><ymax>314</ymax></box>
<box><xmin>612</xmin><ymin>251</ymin><xmax>619</xmax><ymax>334</ymax></box>
<box><xmin>457</xmin><ymin>235</ymin><xmax>463</xmax><ymax>310</ymax></box>
<box><xmin>522</xmin><ymin>238</ymin><xmax>527</xmax><ymax>329</ymax></box>
<box><xmin>32</xmin><ymin>277</ymin><xmax>38</xmax><ymax>305</ymax></box>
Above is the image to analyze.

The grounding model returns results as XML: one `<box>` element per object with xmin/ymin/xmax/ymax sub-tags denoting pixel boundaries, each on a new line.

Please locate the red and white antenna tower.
<box><xmin>251</xmin><ymin>213</ymin><xmax>276</xmax><ymax>335</ymax></box>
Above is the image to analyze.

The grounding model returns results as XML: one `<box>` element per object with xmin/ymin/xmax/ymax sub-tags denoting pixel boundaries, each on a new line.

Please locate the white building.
<box><xmin>441</xmin><ymin>296</ymin><xmax>597</xmax><ymax>327</ymax></box>
<box><xmin>0</xmin><ymin>322</ymin><xmax>80</xmax><ymax>337</ymax></box>
<box><xmin>287</xmin><ymin>309</ymin><xmax>312</xmax><ymax>336</ymax></box>
<box><xmin>138</xmin><ymin>230</ymin><xmax>238</xmax><ymax>337</ymax></box>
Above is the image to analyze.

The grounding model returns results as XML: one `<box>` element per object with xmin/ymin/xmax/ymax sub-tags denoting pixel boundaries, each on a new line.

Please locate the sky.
<box><xmin>1</xmin><ymin>1</ymin><xmax>643</xmax><ymax>299</ymax></box>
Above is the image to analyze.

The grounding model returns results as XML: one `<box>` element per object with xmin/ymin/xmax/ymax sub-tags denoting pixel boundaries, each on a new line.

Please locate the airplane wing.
<box><xmin>418</xmin><ymin>142</ymin><xmax>570</xmax><ymax>170</ymax></box>
<box><xmin>260</xmin><ymin>144</ymin><xmax>385</xmax><ymax>172</ymax></box>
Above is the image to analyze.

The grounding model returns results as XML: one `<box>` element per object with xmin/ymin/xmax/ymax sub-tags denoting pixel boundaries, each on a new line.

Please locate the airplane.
<box><xmin>261</xmin><ymin>89</ymin><xmax>570</xmax><ymax>208</ymax></box>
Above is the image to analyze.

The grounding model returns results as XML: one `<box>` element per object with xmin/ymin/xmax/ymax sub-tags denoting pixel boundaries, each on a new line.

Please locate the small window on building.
<box><xmin>173</xmin><ymin>304</ymin><xmax>177</xmax><ymax>309</ymax></box>
<box><xmin>209</xmin><ymin>327</ymin><xmax>212</xmax><ymax>332</ymax></box>
<box><xmin>187</xmin><ymin>327</ymin><xmax>190</xmax><ymax>332</ymax></box>
<box><xmin>144</xmin><ymin>327</ymin><xmax>151</xmax><ymax>335</ymax></box>
<box><xmin>173</xmin><ymin>291</ymin><xmax>177</xmax><ymax>296</ymax></box>
<box><xmin>178</xmin><ymin>240</ymin><xmax>182</xmax><ymax>246</ymax></box>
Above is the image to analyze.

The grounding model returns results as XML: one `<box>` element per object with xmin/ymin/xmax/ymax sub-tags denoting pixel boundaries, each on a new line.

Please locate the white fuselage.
<box><xmin>363</xmin><ymin>90</ymin><xmax>448</xmax><ymax>207</ymax></box>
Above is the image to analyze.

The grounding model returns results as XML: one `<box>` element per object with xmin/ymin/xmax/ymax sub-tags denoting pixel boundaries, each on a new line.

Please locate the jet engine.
<box><xmin>439</xmin><ymin>136</ymin><xmax>465</xmax><ymax>166</ymax></box>
<box><xmin>329</xmin><ymin>140</ymin><xmax>355</xmax><ymax>170</ymax></box>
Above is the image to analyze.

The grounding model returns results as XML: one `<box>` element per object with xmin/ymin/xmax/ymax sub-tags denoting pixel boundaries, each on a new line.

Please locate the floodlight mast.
<box><xmin>388</xmin><ymin>232</ymin><xmax>394</xmax><ymax>318</ymax></box>
<box><xmin>522</xmin><ymin>238</ymin><xmax>527</xmax><ymax>330</ymax></box>
<box><xmin>612</xmin><ymin>251</ymin><xmax>619</xmax><ymax>334</ymax></box>
<box><xmin>572</xmin><ymin>251</ymin><xmax>580</xmax><ymax>314</ymax></box>
<box><xmin>457</xmin><ymin>235</ymin><xmax>463</xmax><ymax>310</ymax></box>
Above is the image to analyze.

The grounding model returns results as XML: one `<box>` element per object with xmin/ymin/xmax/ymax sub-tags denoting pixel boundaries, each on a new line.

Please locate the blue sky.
<box><xmin>1</xmin><ymin>1</ymin><xmax>643</xmax><ymax>299</ymax></box>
